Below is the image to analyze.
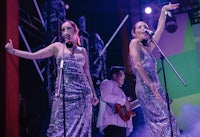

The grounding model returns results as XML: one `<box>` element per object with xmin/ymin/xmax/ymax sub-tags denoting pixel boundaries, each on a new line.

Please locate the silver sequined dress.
<box><xmin>130</xmin><ymin>49</ymin><xmax>180</xmax><ymax>137</ymax></box>
<box><xmin>47</xmin><ymin>50</ymin><xmax>93</xmax><ymax>137</ymax></box>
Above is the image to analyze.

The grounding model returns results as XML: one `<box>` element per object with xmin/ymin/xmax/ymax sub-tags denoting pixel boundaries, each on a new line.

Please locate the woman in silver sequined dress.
<box><xmin>5</xmin><ymin>20</ymin><xmax>99</xmax><ymax>137</ymax></box>
<box><xmin>129</xmin><ymin>3</ymin><xmax>180</xmax><ymax>137</ymax></box>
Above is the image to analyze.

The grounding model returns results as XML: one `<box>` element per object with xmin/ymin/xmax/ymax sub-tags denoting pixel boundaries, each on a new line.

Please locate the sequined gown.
<box><xmin>47</xmin><ymin>50</ymin><xmax>93</xmax><ymax>137</ymax></box>
<box><xmin>130</xmin><ymin>49</ymin><xmax>180</xmax><ymax>137</ymax></box>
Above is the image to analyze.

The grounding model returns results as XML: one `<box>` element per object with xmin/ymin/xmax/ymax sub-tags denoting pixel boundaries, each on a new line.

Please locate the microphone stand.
<box><xmin>150</xmin><ymin>37</ymin><xmax>187</xmax><ymax>137</ymax></box>
<box><xmin>160</xmin><ymin>52</ymin><xmax>174</xmax><ymax>137</ymax></box>
<box><xmin>56</xmin><ymin>43</ymin><xmax>66</xmax><ymax>137</ymax></box>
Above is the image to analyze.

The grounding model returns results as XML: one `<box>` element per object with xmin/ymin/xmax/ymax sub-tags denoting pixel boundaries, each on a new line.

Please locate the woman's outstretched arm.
<box><xmin>5</xmin><ymin>39</ymin><xmax>58</xmax><ymax>60</ymax></box>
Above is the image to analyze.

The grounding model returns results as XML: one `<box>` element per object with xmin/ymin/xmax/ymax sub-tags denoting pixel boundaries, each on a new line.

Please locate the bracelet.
<box><xmin>161</xmin><ymin>7</ymin><xmax>167</xmax><ymax>12</ymax></box>
<box><xmin>161</xmin><ymin>8</ymin><xmax>167</xmax><ymax>14</ymax></box>
<box><xmin>12</xmin><ymin>49</ymin><xmax>16</xmax><ymax>54</ymax></box>
<box><xmin>7</xmin><ymin>48</ymin><xmax>15</xmax><ymax>54</ymax></box>
<box><xmin>161</xmin><ymin>8</ymin><xmax>172</xmax><ymax>17</ymax></box>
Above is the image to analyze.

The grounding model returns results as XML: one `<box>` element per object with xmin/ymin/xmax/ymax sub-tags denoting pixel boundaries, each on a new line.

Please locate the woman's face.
<box><xmin>132</xmin><ymin>21</ymin><xmax>149</xmax><ymax>40</ymax></box>
<box><xmin>61</xmin><ymin>21</ymin><xmax>76</xmax><ymax>43</ymax></box>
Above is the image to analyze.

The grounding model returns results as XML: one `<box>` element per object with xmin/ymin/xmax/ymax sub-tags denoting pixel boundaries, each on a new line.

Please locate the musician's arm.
<box><xmin>100</xmin><ymin>80</ymin><xmax>126</xmax><ymax>106</ymax></box>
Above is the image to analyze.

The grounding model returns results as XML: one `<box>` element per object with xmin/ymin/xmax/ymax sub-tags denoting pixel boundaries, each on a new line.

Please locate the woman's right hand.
<box><xmin>92</xmin><ymin>96</ymin><xmax>99</xmax><ymax>106</ymax></box>
<box><xmin>5</xmin><ymin>39</ymin><xmax>14</xmax><ymax>54</ymax></box>
<box><xmin>149</xmin><ymin>83</ymin><xmax>163</xmax><ymax>100</ymax></box>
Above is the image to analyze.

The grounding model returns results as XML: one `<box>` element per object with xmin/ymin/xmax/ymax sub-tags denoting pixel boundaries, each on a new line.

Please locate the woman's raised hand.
<box><xmin>162</xmin><ymin>3</ymin><xmax>179</xmax><ymax>16</ymax></box>
<box><xmin>5</xmin><ymin>39</ymin><xmax>14</xmax><ymax>54</ymax></box>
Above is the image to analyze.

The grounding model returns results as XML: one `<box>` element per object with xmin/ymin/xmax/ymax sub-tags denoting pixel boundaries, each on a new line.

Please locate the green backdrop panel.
<box><xmin>171</xmin><ymin>93</ymin><xmax>200</xmax><ymax>116</ymax></box>
<box><xmin>157</xmin><ymin>49</ymin><xmax>200</xmax><ymax>99</ymax></box>
<box><xmin>184</xmin><ymin>20</ymin><xmax>196</xmax><ymax>52</ymax></box>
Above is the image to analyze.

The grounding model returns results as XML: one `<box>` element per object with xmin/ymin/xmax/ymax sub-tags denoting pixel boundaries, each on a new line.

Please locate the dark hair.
<box><xmin>108</xmin><ymin>66</ymin><xmax>124</xmax><ymax>80</ymax></box>
<box><xmin>132</xmin><ymin>23</ymin><xmax>137</xmax><ymax>34</ymax></box>
<box><xmin>131</xmin><ymin>21</ymin><xmax>142</xmax><ymax>34</ymax></box>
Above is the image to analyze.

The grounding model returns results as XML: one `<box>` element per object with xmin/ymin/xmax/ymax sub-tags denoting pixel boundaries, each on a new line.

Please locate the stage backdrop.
<box><xmin>153</xmin><ymin>13</ymin><xmax>200</xmax><ymax>127</ymax></box>
<box><xmin>5</xmin><ymin>0</ymin><xmax>19</xmax><ymax>137</ymax></box>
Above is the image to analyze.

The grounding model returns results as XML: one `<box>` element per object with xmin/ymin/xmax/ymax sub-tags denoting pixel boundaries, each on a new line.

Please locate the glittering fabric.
<box><xmin>130</xmin><ymin>50</ymin><xmax>180</xmax><ymax>137</ymax></box>
<box><xmin>47</xmin><ymin>52</ymin><xmax>92</xmax><ymax>137</ymax></box>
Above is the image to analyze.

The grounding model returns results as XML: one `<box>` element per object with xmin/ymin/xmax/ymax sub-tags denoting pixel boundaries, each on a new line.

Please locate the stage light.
<box><xmin>145</xmin><ymin>7</ymin><xmax>152</xmax><ymax>14</ymax></box>
<box><xmin>65</xmin><ymin>4</ymin><xmax>69</xmax><ymax>10</ymax></box>
<box><xmin>165</xmin><ymin>16</ymin><xmax>178</xmax><ymax>33</ymax></box>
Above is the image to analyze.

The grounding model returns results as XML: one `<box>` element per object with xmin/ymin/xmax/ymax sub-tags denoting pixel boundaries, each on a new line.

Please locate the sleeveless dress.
<box><xmin>47</xmin><ymin>49</ymin><xmax>93</xmax><ymax>137</ymax></box>
<box><xmin>130</xmin><ymin>49</ymin><xmax>180</xmax><ymax>137</ymax></box>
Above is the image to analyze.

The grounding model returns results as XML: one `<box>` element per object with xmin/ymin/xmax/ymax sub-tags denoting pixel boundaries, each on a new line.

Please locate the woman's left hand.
<box><xmin>162</xmin><ymin>3</ymin><xmax>179</xmax><ymax>12</ymax></box>
<box><xmin>92</xmin><ymin>96</ymin><xmax>99</xmax><ymax>106</ymax></box>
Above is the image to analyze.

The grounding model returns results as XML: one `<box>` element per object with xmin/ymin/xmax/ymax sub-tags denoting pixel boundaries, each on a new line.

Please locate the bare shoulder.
<box><xmin>77</xmin><ymin>46</ymin><xmax>87</xmax><ymax>54</ymax></box>
<box><xmin>50</xmin><ymin>42</ymin><xmax>63</xmax><ymax>53</ymax></box>
<box><xmin>52</xmin><ymin>42</ymin><xmax>63</xmax><ymax>49</ymax></box>
<box><xmin>129</xmin><ymin>39</ymin><xmax>141</xmax><ymax>51</ymax></box>
<box><xmin>77</xmin><ymin>46</ymin><xmax>85</xmax><ymax>51</ymax></box>
<box><xmin>130</xmin><ymin>39</ymin><xmax>140</xmax><ymax>46</ymax></box>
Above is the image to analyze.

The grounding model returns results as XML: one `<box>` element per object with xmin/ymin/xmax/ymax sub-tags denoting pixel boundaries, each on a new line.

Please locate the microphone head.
<box><xmin>144</xmin><ymin>29</ymin><xmax>154</xmax><ymax>36</ymax></box>
<box><xmin>66</xmin><ymin>42</ymin><xmax>73</xmax><ymax>48</ymax></box>
<box><xmin>141</xmin><ymin>39</ymin><xmax>148</xmax><ymax>46</ymax></box>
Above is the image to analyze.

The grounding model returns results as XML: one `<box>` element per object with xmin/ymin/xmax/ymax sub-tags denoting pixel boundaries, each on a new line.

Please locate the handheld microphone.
<box><xmin>66</xmin><ymin>42</ymin><xmax>73</xmax><ymax>48</ymax></box>
<box><xmin>144</xmin><ymin>29</ymin><xmax>154</xmax><ymax>36</ymax></box>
